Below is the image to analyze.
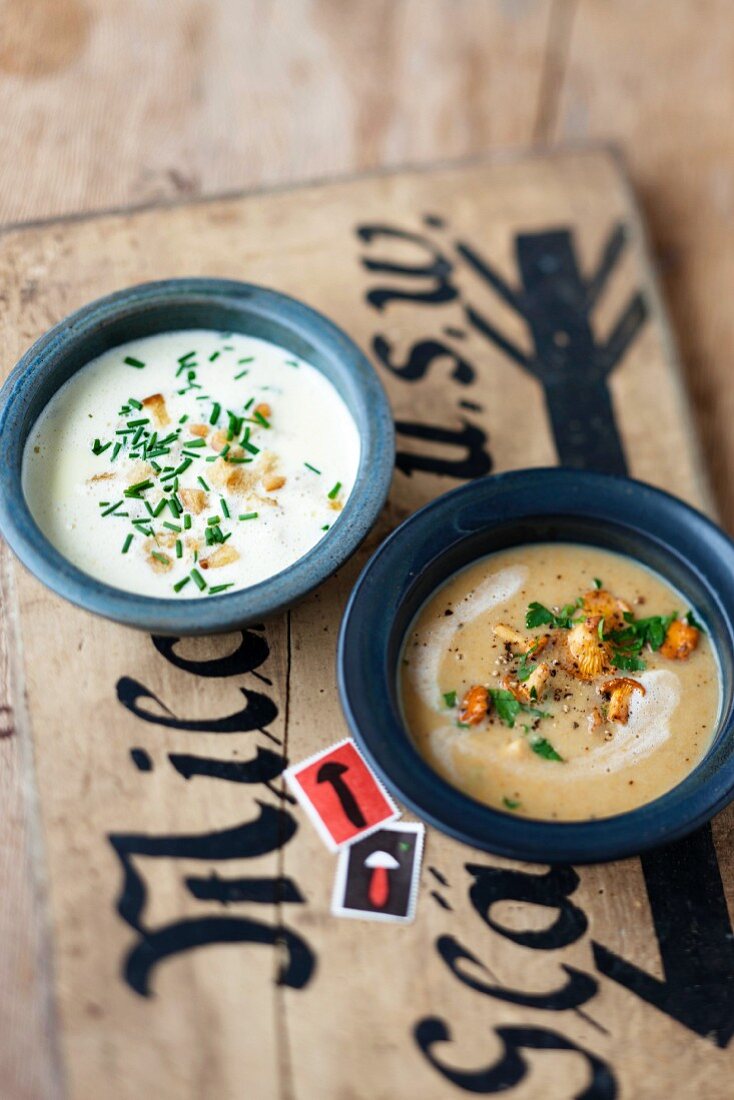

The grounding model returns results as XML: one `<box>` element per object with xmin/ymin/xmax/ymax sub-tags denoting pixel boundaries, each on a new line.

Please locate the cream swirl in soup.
<box><xmin>23</xmin><ymin>330</ymin><xmax>360</xmax><ymax>598</ymax></box>
<box><xmin>400</xmin><ymin>544</ymin><xmax>720</xmax><ymax>820</ymax></box>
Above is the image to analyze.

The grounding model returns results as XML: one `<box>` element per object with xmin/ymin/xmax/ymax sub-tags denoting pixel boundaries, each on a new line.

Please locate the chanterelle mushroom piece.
<box><xmin>147</xmin><ymin>550</ymin><xmax>173</xmax><ymax>574</ymax></box>
<box><xmin>201</xmin><ymin>544</ymin><xmax>240</xmax><ymax>570</ymax></box>
<box><xmin>660</xmin><ymin>619</ymin><xmax>699</xmax><ymax>661</ymax></box>
<box><xmin>459</xmin><ymin>685</ymin><xmax>489</xmax><ymax>725</ymax></box>
<box><xmin>493</xmin><ymin>623</ymin><xmax>528</xmax><ymax>651</ymax></box>
<box><xmin>581</xmin><ymin>588</ymin><xmax>632</xmax><ymax>632</ymax></box>
<box><xmin>502</xmin><ymin>662</ymin><xmax>550</xmax><ymax>704</ymax></box>
<box><xmin>179</xmin><ymin>488</ymin><xmax>208</xmax><ymax>514</ymax></box>
<box><xmin>566</xmin><ymin>616</ymin><xmax>612</xmax><ymax>681</ymax></box>
<box><xmin>599</xmin><ymin>677</ymin><xmax>646</xmax><ymax>725</ymax></box>
<box><xmin>142</xmin><ymin>393</ymin><xmax>170</xmax><ymax>427</ymax></box>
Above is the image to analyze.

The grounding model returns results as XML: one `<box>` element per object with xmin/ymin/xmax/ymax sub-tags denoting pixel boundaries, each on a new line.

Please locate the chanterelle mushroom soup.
<box><xmin>400</xmin><ymin>544</ymin><xmax>721</xmax><ymax>820</ymax></box>
<box><xmin>23</xmin><ymin>330</ymin><xmax>360</xmax><ymax>598</ymax></box>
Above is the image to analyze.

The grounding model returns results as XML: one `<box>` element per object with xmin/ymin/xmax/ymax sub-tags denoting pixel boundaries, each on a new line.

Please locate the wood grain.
<box><xmin>0</xmin><ymin>149</ymin><xmax>731</xmax><ymax>1098</ymax></box>
<box><xmin>0</xmin><ymin>0</ymin><xmax>551</xmax><ymax>224</ymax></box>
<box><xmin>552</xmin><ymin>0</ymin><xmax>734</xmax><ymax>529</ymax></box>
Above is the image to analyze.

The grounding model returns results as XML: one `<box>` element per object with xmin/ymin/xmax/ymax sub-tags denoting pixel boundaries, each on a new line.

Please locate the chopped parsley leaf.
<box><xmin>488</xmin><ymin>688</ymin><xmax>550</xmax><ymax>729</ymax></box>
<box><xmin>529</xmin><ymin>737</ymin><xmax>564</xmax><ymax>762</ymax></box>
<box><xmin>526</xmin><ymin>598</ymin><xmax>583</xmax><ymax>630</ymax></box>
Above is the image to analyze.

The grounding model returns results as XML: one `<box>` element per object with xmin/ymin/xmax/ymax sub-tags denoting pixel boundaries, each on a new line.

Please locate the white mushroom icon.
<box><xmin>365</xmin><ymin>850</ymin><xmax>400</xmax><ymax>908</ymax></box>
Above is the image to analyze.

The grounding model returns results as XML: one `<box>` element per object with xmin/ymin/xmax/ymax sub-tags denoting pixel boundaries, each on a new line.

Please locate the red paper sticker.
<box><xmin>331</xmin><ymin>822</ymin><xmax>425</xmax><ymax>923</ymax></box>
<box><xmin>284</xmin><ymin>738</ymin><xmax>400</xmax><ymax>851</ymax></box>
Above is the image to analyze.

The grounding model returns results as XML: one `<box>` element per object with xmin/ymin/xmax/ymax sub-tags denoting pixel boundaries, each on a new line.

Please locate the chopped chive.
<box><xmin>173</xmin><ymin>576</ymin><xmax>190</xmax><ymax>593</ymax></box>
<box><xmin>101</xmin><ymin>499</ymin><xmax>124</xmax><ymax>517</ymax></box>
<box><xmin>220</xmin><ymin>497</ymin><xmax>230</xmax><ymax>518</ymax></box>
<box><xmin>121</xmin><ymin>534</ymin><xmax>134</xmax><ymax>554</ymax></box>
<box><xmin>239</xmin><ymin>511</ymin><xmax>259</xmax><ymax>521</ymax></box>
<box><xmin>152</xmin><ymin>499</ymin><xmax>167</xmax><ymax>517</ymax></box>
<box><xmin>167</xmin><ymin>498</ymin><xmax>181</xmax><ymax>518</ymax></box>
<box><xmin>124</xmin><ymin>355</ymin><xmax>146</xmax><ymax>368</ymax></box>
<box><xmin>207</xmin><ymin>515</ymin><xmax>222</xmax><ymax>526</ymax></box>
<box><xmin>321</xmin><ymin>524</ymin><xmax>330</xmax><ymax>530</ymax></box>
<box><xmin>197</xmin><ymin>476</ymin><xmax>210</xmax><ymax>491</ymax></box>
<box><xmin>179</xmin><ymin>413</ymin><xmax>189</xmax><ymax>424</ymax></box>
<box><xmin>285</xmin><ymin>359</ymin><xmax>299</xmax><ymax>367</ymax></box>
<box><xmin>185</xmin><ymin>438</ymin><xmax>206</xmax><ymax>448</ymax></box>
<box><xmin>219</xmin><ymin>444</ymin><xmax>230</xmax><ymax>459</ymax></box>
<box><xmin>128</xmin><ymin>397</ymin><xmax>143</xmax><ymax>410</ymax></box>
<box><xmin>208</xmin><ymin>583</ymin><xmax>235</xmax><ymax>595</ymax></box>
<box><xmin>178</xmin><ymin>350</ymin><xmax>196</xmax><ymax>363</ymax></box>
<box><xmin>91</xmin><ymin>439</ymin><xmax>112</xmax><ymax>456</ymax></box>
<box><xmin>183</xmin><ymin>514</ymin><xmax>192</xmax><ymax>530</ymax></box>
<box><xmin>111</xmin><ymin>442</ymin><xmax>122</xmax><ymax>461</ymax></box>
<box><xmin>244</xmin><ymin>397</ymin><xmax>255</xmax><ymax>411</ymax></box>
<box><xmin>234</xmin><ymin>369</ymin><xmax>249</xmax><ymax>380</ymax></box>
<box><xmin>209</xmin><ymin>402</ymin><xmax>221</xmax><ymax>425</ymax></box>
<box><xmin>253</xmin><ymin>411</ymin><xmax>270</xmax><ymax>428</ymax></box>
<box><xmin>304</xmin><ymin>462</ymin><xmax>321</xmax><ymax>474</ymax></box>
<box><xmin>174</xmin><ymin>458</ymin><xmax>192</xmax><ymax>477</ymax></box>
<box><xmin>242</xmin><ymin>439</ymin><xmax>260</xmax><ymax>455</ymax></box>
<box><xmin>328</xmin><ymin>481</ymin><xmax>342</xmax><ymax>500</ymax></box>
<box><xmin>163</xmin><ymin>521</ymin><xmax>181</xmax><ymax>533</ymax></box>
<box><xmin>150</xmin><ymin>460</ymin><xmax>162</xmax><ymax>473</ymax></box>
<box><xmin>190</xmin><ymin>568</ymin><xmax>206</xmax><ymax>591</ymax></box>
<box><xmin>126</xmin><ymin>418</ymin><xmax>149</xmax><ymax>428</ymax></box>
<box><xmin>209</xmin><ymin>351</ymin><xmax>220</xmax><ymax>362</ymax></box>
<box><xmin>124</xmin><ymin>479</ymin><xmax>154</xmax><ymax>498</ymax></box>
<box><xmin>181</xmin><ymin>451</ymin><xmax>203</xmax><ymax>461</ymax></box>
<box><xmin>151</xmin><ymin>551</ymin><xmax>168</xmax><ymax>565</ymax></box>
<box><xmin>175</xmin><ymin>539</ymin><xmax>183</xmax><ymax>559</ymax></box>
<box><xmin>238</xmin><ymin>356</ymin><xmax>254</xmax><ymax>365</ymax></box>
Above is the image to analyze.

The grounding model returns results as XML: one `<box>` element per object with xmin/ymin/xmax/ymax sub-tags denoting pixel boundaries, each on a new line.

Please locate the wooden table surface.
<box><xmin>1</xmin><ymin>3</ymin><xmax>733</xmax><ymax>1097</ymax></box>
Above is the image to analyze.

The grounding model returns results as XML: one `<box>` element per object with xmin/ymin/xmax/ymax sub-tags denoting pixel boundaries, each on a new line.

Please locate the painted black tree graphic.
<box><xmin>458</xmin><ymin>223</ymin><xmax>647</xmax><ymax>474</ymax></box>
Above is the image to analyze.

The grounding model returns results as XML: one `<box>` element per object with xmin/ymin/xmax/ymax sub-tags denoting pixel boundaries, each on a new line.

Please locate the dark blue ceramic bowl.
<box><xmin>338</xmin><ymin>468</ymin><xmax>734</xmax><ymax>863</ymax></box>
<box><xmin>0</xmin><ymin>278</ymin><xmax>394</xmax><ymax>634</ymax></box>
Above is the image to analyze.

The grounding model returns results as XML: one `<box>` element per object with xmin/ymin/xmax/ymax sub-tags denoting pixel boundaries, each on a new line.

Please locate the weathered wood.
<box><xmin>553</xmin><ymin>0</ymin><xmax>734</xmax><ymax>529</ymax></box>
<box><xmin>0</xmin><ymin>542</ymin><xmax>63</xmax><ymax>1100</ymax></box>
<box><xmin>0</xmin><ymin>0</ymin><xmax>551</xmax><ymax>224</ymax></box>
<box><xmin>0</xmin><ymin>150</ymin><xmax>732</xmax><ymax>1098</ymax></box>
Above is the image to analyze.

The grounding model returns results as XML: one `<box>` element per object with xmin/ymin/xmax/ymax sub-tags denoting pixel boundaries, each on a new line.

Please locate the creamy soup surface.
<box><xmin>400</xmin><ymin>544</ymin><xmax>720</xmax><ymax>820</ymax></box>
<box><xmin>23</xmin><ymin>330</ymin><xmax>360</xmax><ymax>598</ymax></box>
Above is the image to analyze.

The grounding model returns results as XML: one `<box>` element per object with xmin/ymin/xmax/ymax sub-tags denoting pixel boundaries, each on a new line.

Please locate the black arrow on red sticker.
<box><xmin>316</xmin><ymin>761</ymin><xmax>367</xmax><ymax>828</ymax></box>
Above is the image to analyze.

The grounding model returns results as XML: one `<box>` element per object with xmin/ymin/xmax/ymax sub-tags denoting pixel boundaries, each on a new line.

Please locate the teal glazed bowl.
<box><xmin>0</xmin><ymin>279</ymin><xmax>394</xmax><ymax>634</ymax></box>
<box><xmin>338</xmin><ymin>468</ymin><xmax>734</xmax><ymax>863</ymax></box>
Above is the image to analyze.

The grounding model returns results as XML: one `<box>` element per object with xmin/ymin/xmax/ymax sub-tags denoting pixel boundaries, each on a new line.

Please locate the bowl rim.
<box><xmin>337</xmin><ymin>467</ymin><xmax>734</xmax><ymax>863</ymax></box>
<box><xmin>0</xmin><ymin>277</ymin><xmax>395</xmax><ymax>634</ymax></box>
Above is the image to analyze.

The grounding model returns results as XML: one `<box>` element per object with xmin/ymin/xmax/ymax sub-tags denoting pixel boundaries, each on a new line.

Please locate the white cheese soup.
<box><xmin>23</xmin><ymin>330</ymin><xmax>360</xmax><ymax>598</ymax></box>
<box><xmin>400</xmin><ymin>544</ymin><xmax>720</xmax><ymax>820</ymax></box>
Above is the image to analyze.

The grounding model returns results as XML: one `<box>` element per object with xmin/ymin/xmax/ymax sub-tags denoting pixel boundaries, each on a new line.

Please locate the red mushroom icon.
<box><xmin>365</xmin><ymin>850</ymin><xmax>400</xmax><ymax>908</ymax></box>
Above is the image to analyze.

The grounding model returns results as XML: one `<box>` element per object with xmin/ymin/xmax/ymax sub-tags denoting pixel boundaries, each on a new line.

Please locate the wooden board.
<box><xmin>551</xmin><ymin>0</ymin><xmax>734</xmax><ymax>531</ymax></box>
<box><xmin>1</xmin><ymin>149</ymin><xmax>732</xmax><ymax>1099</ymax></box>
